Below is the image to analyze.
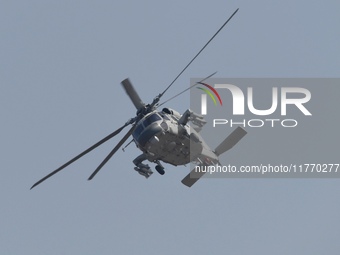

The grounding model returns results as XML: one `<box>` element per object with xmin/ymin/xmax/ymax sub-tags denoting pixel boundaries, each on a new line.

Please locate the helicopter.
<box><xmin>31</xmin><ymin>8</ymin><xmax>246</xmax><ymax>189</ymax></box>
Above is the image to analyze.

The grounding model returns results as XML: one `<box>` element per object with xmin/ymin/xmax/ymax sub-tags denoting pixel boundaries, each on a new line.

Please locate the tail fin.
<box><xmin>215</xmin><ymin>127</ymin><xmax>247</xmax><ymax>156</ymax></box>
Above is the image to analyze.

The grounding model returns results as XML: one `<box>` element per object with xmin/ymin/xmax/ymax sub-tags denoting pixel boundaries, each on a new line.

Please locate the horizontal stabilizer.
<box><xmin>215</xmin><ymin>127</ymin><xmax>247</xmax><ymax>156</ymax></box>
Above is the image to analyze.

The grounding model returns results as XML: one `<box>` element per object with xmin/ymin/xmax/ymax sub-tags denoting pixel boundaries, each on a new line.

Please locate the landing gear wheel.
<box><xmin>155</xmin><ymin>165</ymin><xmax>165</xmax><ymax>175</ymax></box>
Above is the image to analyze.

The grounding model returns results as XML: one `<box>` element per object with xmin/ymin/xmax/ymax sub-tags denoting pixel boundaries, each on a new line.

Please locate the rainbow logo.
<box><xmin>197</xmin><ymin>82</ymin><xmax>223</xmax><ymax>106</ymax></box>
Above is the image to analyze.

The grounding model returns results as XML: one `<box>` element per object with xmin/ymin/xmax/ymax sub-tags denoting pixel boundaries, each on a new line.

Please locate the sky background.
<box><xmin>1</xmin><ymin>0</ymin><xmax>340</xmax><ymax>254</ymax></box>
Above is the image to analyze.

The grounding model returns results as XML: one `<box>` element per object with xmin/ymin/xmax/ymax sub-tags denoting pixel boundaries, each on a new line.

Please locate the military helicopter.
<box><xmin>31</xmin><ymin>8</ymin><xmax>246</xmax><ymax>189</ymax></box>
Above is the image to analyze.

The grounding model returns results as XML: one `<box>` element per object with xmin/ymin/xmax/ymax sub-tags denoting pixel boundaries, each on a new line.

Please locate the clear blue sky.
<box><xmin>1</xmin><ymin>1</ymin><xmax>339</xmax><ymax>254</ymax></box>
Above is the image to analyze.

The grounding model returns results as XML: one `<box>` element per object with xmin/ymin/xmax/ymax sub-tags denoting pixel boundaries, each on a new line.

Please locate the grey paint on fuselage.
<box><xmin>132</xmin><ymin>111</ymin><xmax>217</xmax><ymax>166</ymax></box>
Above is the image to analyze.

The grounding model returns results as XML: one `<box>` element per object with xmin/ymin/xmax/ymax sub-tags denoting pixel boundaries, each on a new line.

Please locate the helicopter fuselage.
<box><xmin>132</xmin><ymin>110</ymin><xmax>197</xmax><ymax>166</ymax></box>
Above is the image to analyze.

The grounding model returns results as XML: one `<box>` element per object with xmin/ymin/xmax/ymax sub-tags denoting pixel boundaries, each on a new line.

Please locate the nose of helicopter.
<box><xmin>136</xmin><ymin>123</ymin><xmax>162</xmax><ymax>147</ymax></box>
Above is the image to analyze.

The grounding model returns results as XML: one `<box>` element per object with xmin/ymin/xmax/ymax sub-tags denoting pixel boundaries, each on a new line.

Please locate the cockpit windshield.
<box><xmin>133</xmin><ymin>124</ymin><xmax>144</xmax><ymax>138</ymax></box>
<box><xmin>132</xmin><ymin>113</ymin><xmax>162</xmax><ymax>139</ymax></box>
<box><xmin>143</xmin><ymin>113</ymin><xmax>161</xmax><ymax>127</ymax></box>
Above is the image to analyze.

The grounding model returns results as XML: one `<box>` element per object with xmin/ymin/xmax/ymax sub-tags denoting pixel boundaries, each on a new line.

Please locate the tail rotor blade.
<box><xmin>30</xmin><ymin>122</ymin><xmax>131</xmax><ymax>189</ymax></box>
<box><xmin>215</xmin><ymin>126</ymin><xmax>247</xmax><ymax>156</ymax></box>
<box><xmin>87</xmin><ymin>124</ymin><xmax>136</xmax><ymax>180</ymax></box>
<box><xmin>181</xmin><ymin>168</ymin><xmax>206</xmax><ymax>188</ymax></box>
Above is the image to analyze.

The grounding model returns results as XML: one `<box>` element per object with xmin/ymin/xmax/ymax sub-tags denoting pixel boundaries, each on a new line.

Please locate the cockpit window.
<box><xmin>132</xmin><ymin>113</ymin><xmax>162</xmax><ymax>139</ymax></box>
<box><xmin>133</xmin><ymin>123</ymin><xmax>144</xmax><ymax>138</ymax></box>
<box><xmin>143</xmin><ymin>113</ymin><xmax>161</xmax><ymax>127</ymax></box>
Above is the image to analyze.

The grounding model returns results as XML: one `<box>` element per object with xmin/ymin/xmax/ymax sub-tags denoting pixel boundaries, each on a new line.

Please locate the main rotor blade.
<box><xmin>87</xmin><ymin>124</ymin><xmax>136</xmax><ymax>180</ymax></box>
<box><xmin>30</xmin><ymin>123</ymin><xmax>131</xmax><ymax>189</ymax></box>
<box><xmin>159</xmin><ymin>8</ymin><xmax>239</xmax><ymax>98</ymax></box>
<box><xmin>121</xmin><ymin>78</ymin><xmax>145</xmax><ymax>111</ymax></box>
<box><xmin>158</xmin><ymin>71</ymin><xmax>217</xmax><ymax>107</ymax></box>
